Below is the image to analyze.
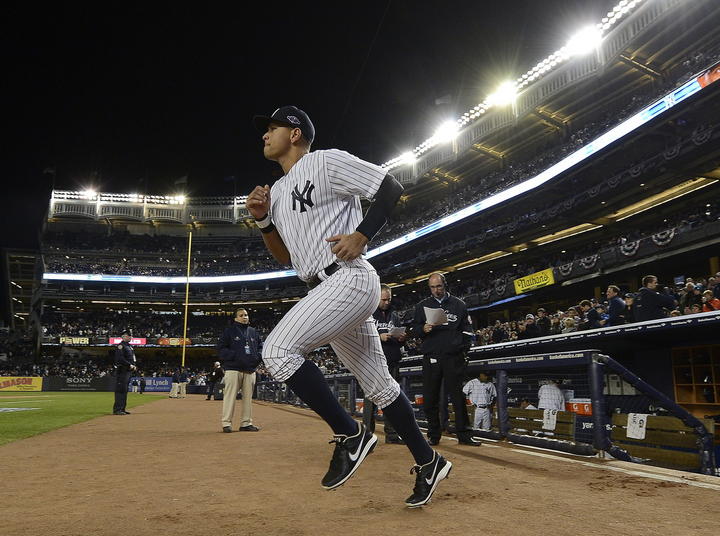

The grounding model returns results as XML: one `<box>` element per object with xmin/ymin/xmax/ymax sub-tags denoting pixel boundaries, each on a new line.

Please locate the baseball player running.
<box><xmin>246</xmin><ymin>105</ymin><xmax>451</xmax><ymax>507</ymax></box>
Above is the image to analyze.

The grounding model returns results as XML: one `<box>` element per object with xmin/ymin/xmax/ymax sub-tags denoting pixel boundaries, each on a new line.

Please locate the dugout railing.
<box><xmin>256</xmin><ymin>349</ymin><xmax>716</xmax><ymax>476</ymax></box>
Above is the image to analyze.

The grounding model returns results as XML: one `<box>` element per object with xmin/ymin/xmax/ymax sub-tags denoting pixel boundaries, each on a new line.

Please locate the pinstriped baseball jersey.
<box><xmin>268</xmin><ymin>149</ymin><xmax>387</xmax><ymax>282</ymax></box>
<box><xmin>463</xmin><ymin>379</ymin><xmax>496</xmax><ymax>406</ymax></box>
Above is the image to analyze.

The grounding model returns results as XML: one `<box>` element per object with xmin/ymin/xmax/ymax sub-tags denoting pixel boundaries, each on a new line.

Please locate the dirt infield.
<box><xmin>4</xmin><ymin>395</ymin><xmax>719</xmax><ymax>536</ymax></box>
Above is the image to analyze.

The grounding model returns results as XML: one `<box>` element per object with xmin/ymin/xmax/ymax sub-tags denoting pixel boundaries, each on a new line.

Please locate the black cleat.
<box><xmin>457</xmin><ymin>436</ymin><xmax>481</xmax><ymax>446</ymax></box>
<box><xmin>222</xmin><ymin>426</ymin><xmax>233</xmax><ymax>433</ymax></box>
<box><xmin>405</xmin><ymin>452</ymin><xmax>452</xmax><ymax>508</ymax></box>
<box><xmin>122</xmin><ymin>411</ymin><xmax>131</xmax><ymax>415</ymax></box>
<box><xmin>239</xmin><ymin>425</ymin><xmax>260</xmax><ymax>432</ymax></box>
<box><xmin>112</xmin><ymin>411</ymin><xmax>126</xmax><ymax>415</ymax></box>
<box><xmin>428</xmin><ymin>437</ymin><xmax>440</xmax><ymax>446</ymax></box>
<box><xmin>321</xmin><ymin>423</ymin><xmax>377</xmax><ymax>490</ymax></box>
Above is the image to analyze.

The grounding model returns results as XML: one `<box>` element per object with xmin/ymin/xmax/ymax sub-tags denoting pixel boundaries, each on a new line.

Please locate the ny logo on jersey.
<box><xmin>291</xmin><ymin>180</ymin><xmax>315</xmax><ymax>212</ymax></box>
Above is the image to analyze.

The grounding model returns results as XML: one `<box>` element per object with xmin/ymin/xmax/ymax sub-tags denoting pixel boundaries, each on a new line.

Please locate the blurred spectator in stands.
<box><xmin>679</xmin><ymin>282</ymin><xmax>702</xmax><ymax>314</ymax></box>
<box><xmin>518</xmin><ymin>314</ymin><xmax>540</xmax><ymax>339</ymax></box>
<box><xmin>538</xmin><ymin>379</ymin><xmax>565</xmax><ymax>411</ymax></box>
<box><xmin>549</xmin><ymin>313</ymin><xmax>563</xmax><ymax>335</ymax></box>
<box><xmin>690</xmin><ymin>303</ymin><xmax>703</xmax><ymax>315</ymax></box>
<box><xmin>606</xmin><ymin>285</ymin><xmax>626</xmax><ymax>326</ymax></box>
<box><xmin>624</xmin><ymin>293</ymin><xmax>636</xmax><ymax>324</ymax></box>
<box><xmin>713</xmin><ymin>274</ymin><xmax>720</xmax><ymax>299</ymax></box>
<box><xmin>578</xmin><ymin>300</ymin><xmax>602</xmax><ymax>330</ymax></box>
<box><xmin>535</xmin><ymin>308</ymin><xmax>550</xmax><ymax>336</ymax></box>
<box><xmin>633</xmin><ymin>275</ymin><xmax>677</xmax><ymax>321</ymax></box>
<box><xmin>491</xmin><ymin>320</ymin><xmax>506</xmax><ymax>344</ymax></box>
<box><xmin>702</xmin><ymin>290</ymin><xmax>720</xmax><ymax>312</ymax></box>
<box><xmin>561</xmin><ymin>317</ymin><xmax>577</xmax><ymax>333</ymax></box>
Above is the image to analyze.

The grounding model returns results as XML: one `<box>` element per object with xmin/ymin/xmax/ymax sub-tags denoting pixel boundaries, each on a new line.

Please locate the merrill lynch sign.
<box><xmin>513</xmin><ymin>268</ymin><xmax>555</xmax><ymax>294</ymax></box>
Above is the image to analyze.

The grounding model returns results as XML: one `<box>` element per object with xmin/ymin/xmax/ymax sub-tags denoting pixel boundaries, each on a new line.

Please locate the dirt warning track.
<box><xmin>3</xmin><ymin>395</ymin><xmax>719</xmax><ymax>536</ymax></box>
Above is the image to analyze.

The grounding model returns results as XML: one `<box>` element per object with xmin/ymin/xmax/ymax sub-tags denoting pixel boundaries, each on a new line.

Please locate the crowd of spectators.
<box><xmin>471</xmin><ymin>272</ymin><xmax>720</xmax><ymax>345</ymax></box>
<box><xmin>41</xmin><ymin>310</ymin><xmax>280</xmax><ymax>341</ymax></box>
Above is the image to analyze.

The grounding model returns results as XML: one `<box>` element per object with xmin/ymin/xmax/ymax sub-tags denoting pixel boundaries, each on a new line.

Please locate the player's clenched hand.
<box><xmin>246</xmin><ymin>185</ymin><xmax>271</xmax><ymax>220</ymax></box>
<box><xmin>325</xmin><ymin>231</ymin><xmax>368</xmax><ymax>261</ymax></box>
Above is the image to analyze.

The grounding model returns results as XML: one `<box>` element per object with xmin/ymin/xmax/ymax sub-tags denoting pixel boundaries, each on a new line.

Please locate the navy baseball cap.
<box><xmin>253</xmin><ymin>105</ymin><xmax>315</xmax><ymax>144</ymax></box>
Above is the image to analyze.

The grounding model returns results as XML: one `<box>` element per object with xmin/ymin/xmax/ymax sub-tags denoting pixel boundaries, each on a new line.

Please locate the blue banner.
<box><xmin>129</xmin><ymin>376</ymin><xmax>172</xmax><ymax>392</ymax></box>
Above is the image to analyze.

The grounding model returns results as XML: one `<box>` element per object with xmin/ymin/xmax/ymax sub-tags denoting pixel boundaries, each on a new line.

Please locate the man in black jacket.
<box><xmin>206</xmin><ymin>361</ymin><xmax>224</xmax><ymax>401</ymax></box>
<box><xmin>633</xmin><ymin>275</ymin><xmax>677</xmax><ymax>321</ymax></box>
<box><xmin>363</xmin><ymin>284</ymin><xmax>406</xmax><ymax>444</ymax></box>
<box><xmin>217</xmin><ymin>308</ymin><xmax>262</xmax><ymax>433</ymax></box>
<box><xmin>112</xmin><ymin>330</ymin><xmax>137</xmax><ymax>415</ymax></box>
<box><xmin>606</xmin><ymin>285</ymin><xmax>626</xmax><ymax>326</ymax></box>
<box><xmin>411</xmin><ymin>273</ymin><xmax>480</xmax><ymax>446</ymax></box>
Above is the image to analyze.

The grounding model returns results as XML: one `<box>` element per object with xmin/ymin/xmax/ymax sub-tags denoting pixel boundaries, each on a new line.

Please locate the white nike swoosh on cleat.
<box><xmin>348</xmin><ymin>439</ymin><xmax>365</xmax><ymax>462</ymax></box>
<box><xmin>425</xmin><ymin>461</ymin><xmax>439</xmax><ymax>485</ymax></box>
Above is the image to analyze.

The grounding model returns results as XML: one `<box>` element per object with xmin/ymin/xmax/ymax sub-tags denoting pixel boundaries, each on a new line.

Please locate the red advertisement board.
<box><xmin>109</xmin><ymin>337</ymin><xmax>147</xmax><ymax>345</ymax></box>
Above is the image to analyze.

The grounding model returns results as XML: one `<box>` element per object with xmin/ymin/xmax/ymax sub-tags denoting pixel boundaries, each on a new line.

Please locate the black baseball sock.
<box><xmin>381</xmin><ymin>391</ymin><xmax>434</xmax><ymax>465</ymax></box>
<box><xmin>285</xmin><ymin>360</ymin><xmax>358</xmax><ymax>436</ymax></box>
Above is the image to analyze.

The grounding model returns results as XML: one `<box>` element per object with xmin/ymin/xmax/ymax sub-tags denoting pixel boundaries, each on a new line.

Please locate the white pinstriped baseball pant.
<box><xmin>262</xmin><ymin>261</ymin><xmax>401</xmax><ymax>408</ymax></box>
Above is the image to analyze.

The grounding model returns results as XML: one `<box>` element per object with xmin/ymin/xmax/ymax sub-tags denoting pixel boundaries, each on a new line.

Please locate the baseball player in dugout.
<box><xmin>246</xmin><ymin>105</ymin><xmax>451</xmax><ymax>507</ymax></box>
<box><xmin>362</xmin><ymin>283</ymin><xmax>406</xmax><ymax>444</ymax></box>
<box><xmin>217</xmin><ymin>308</ymin><xmax>262</xmax><ymax>433</ymax></box>
<box><xmin>113</xmin><ymin>330</ymin><xmax>137</xmax><ymax>415</ymax></box>
<box><xmin>411</xmin><ymin>273</ymin><xmax>481</xmax><ymax>446</ymax></box>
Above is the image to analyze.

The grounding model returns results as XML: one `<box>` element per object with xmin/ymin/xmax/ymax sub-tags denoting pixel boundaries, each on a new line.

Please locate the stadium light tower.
<box><xmin>487</xmin><ymin>81</ymin><xmax>517</xmax><ymax>106</ymax></box>
<box><xmin>566</xmin><ymin>26</ymin><xmax>603</xmax><ymax>56</ymax></box>
<box><xmin>433</xmin><ymin>120</ymin><xmax>459</xmax><ymax>143</ymax></box>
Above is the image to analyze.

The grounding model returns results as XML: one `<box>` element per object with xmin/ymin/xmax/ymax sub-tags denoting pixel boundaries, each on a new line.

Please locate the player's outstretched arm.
<box><xmin>246</xmin><ymin>185</ymin><xmax>291</xmax><ymax>266</ymax></box>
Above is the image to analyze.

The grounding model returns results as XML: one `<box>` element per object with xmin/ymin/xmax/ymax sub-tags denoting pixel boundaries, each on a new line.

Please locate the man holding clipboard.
<box><xmin>411</xmin><ymin>273</ymin><xmax>480</xmax><ymax>446</ymax></box>
<box><xmin>363</xmin><ymin>284</ymin><xmax>407</xmax><ymax>444</ymax></box>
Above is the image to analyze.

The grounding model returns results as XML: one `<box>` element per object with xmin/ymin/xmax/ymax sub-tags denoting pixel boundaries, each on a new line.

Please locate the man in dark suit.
<box><xmin>113</xmin><ymin>330</ymin><xmax>137</xmax><ymax>415</ymax></box>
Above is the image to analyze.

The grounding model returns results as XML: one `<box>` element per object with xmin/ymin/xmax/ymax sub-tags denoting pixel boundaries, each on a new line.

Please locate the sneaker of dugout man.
<box><xmin>321</xmin><ymin>423</ymin><xmax>377</xmax><ymax>490</ymax></box>
<box><xmin>239</xmin><ymin>425</ymin><xmax>260</xmax><ymax>432</ymax></box>
<box><xmin>405</xmin><ymin>452</ymin><xmax>452</xmax><ymax>508</ymax></box>
<box><xmin>385</xmin><ymin>435</ymin><xmax>405</xmax><ymax>444</ymax></box>
<box><xmin>457</xmin><ymin>434</ymin><xmax>482</xmax><ymax>446</ymax></box>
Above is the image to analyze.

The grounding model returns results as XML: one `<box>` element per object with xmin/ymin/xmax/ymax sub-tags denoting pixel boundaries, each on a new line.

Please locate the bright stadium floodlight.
<box><xmin>80</xmin><ymin>189</ymin><xmax>97</xmax><ymax>200</ymax></box>
<box><xmin>433</xmin><ymin>120</ymin><xmax>459</xmax><ymax>143</ymax></box>
<box><xmin>400</xmin><ymin>151</ymin><xmax>416</xmax><ymax>165</ymax></box>
<box><xmin>487</xmin><ymin>81</ymin><xmax>517</xmax><ymax>106</ymax></box>
<box><xmin>566</xmin><ymin>26</ymin><xmax>602</xmax><ymax>56</ymax></box>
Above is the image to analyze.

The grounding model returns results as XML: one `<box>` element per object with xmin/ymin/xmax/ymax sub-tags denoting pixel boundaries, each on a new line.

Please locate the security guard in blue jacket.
<box><xmin>217</xmin><ymin>308</ymin><xmax>262</xmax><ymax>432</ymax></box>
<box><xmin>113</xmin><ymin>330</ymin><xmax>137</xmax><ymax>415</ymax></box>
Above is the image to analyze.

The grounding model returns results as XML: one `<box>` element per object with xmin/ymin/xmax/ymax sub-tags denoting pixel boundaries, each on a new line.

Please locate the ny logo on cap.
<box><xmin>286</xmin><ymin>115</ymin><xmax>301</xmax><ymax>125</ymax></box>
<box><xmin>291</xmin><ymin>180</ymin><xmax>315</xmax><ymax>213</ymax></box>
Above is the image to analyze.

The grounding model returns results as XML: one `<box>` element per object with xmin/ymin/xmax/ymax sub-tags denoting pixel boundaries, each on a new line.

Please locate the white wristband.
<box><xmin>255</xmin><ymin>214</ymin><xmax>272</xmax><ymax>229</ymax></box>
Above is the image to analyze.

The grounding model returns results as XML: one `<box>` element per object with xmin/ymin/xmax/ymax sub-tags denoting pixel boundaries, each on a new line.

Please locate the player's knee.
<box><xmin>366</xmin><ymin>379</ymin><xmax>401</xmax><ymax>408</ymax></box>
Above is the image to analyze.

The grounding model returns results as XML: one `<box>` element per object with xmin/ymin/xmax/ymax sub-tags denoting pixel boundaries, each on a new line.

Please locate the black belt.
<box><xmin>307</xmin><ymin>262</ymin><xmax>340</xmax><ymax>289</ymax></box>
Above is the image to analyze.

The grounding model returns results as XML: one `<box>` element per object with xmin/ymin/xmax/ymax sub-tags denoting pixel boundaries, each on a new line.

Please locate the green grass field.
<box><xmin>0</xmin><ymin>392</ymin><xmax>164</xmax><ymax>446</ymax></box>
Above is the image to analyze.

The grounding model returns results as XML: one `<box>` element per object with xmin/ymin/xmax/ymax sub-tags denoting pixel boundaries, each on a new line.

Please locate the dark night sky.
<box><xmin>2</xmin><ymin>0</ymin><xmax>616</xmax><ymax>250</ymax></box>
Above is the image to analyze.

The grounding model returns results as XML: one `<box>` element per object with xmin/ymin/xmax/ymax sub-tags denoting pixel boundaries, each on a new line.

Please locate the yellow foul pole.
<box><xmin>181</xmin><ymin>231</ymin><xmax>192</xmax><ymax>368</ymax></box>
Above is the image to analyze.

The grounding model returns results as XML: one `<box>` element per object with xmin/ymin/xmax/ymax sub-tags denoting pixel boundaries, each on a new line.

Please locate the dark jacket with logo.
<box><xmin>114</xmin><ymin>341</ymin><xmax>136</xmax><ymax>372</ymax></box>
<box><xmin>411</xmin><ymin>293</ymin><xmax>472</xmax><ymax>357</ymax></box>
<box><xmin>633</xmin><ymin>286</ymin><xmax>676</xmax><ymax>321</ymax></box>
<box><xmin>208</xmin><ymin>367</ymin><xmax>224</xmax><ymax>383</ymax></box>
<box><xmin>217</xmin><ymin>322</ymin><xmax>262</xmax><ymax>372</ymax></box>
<box><xmin>373</xmin><ymin>306</ymin><xmax>404</xmax><ymax>366</ymax></box>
